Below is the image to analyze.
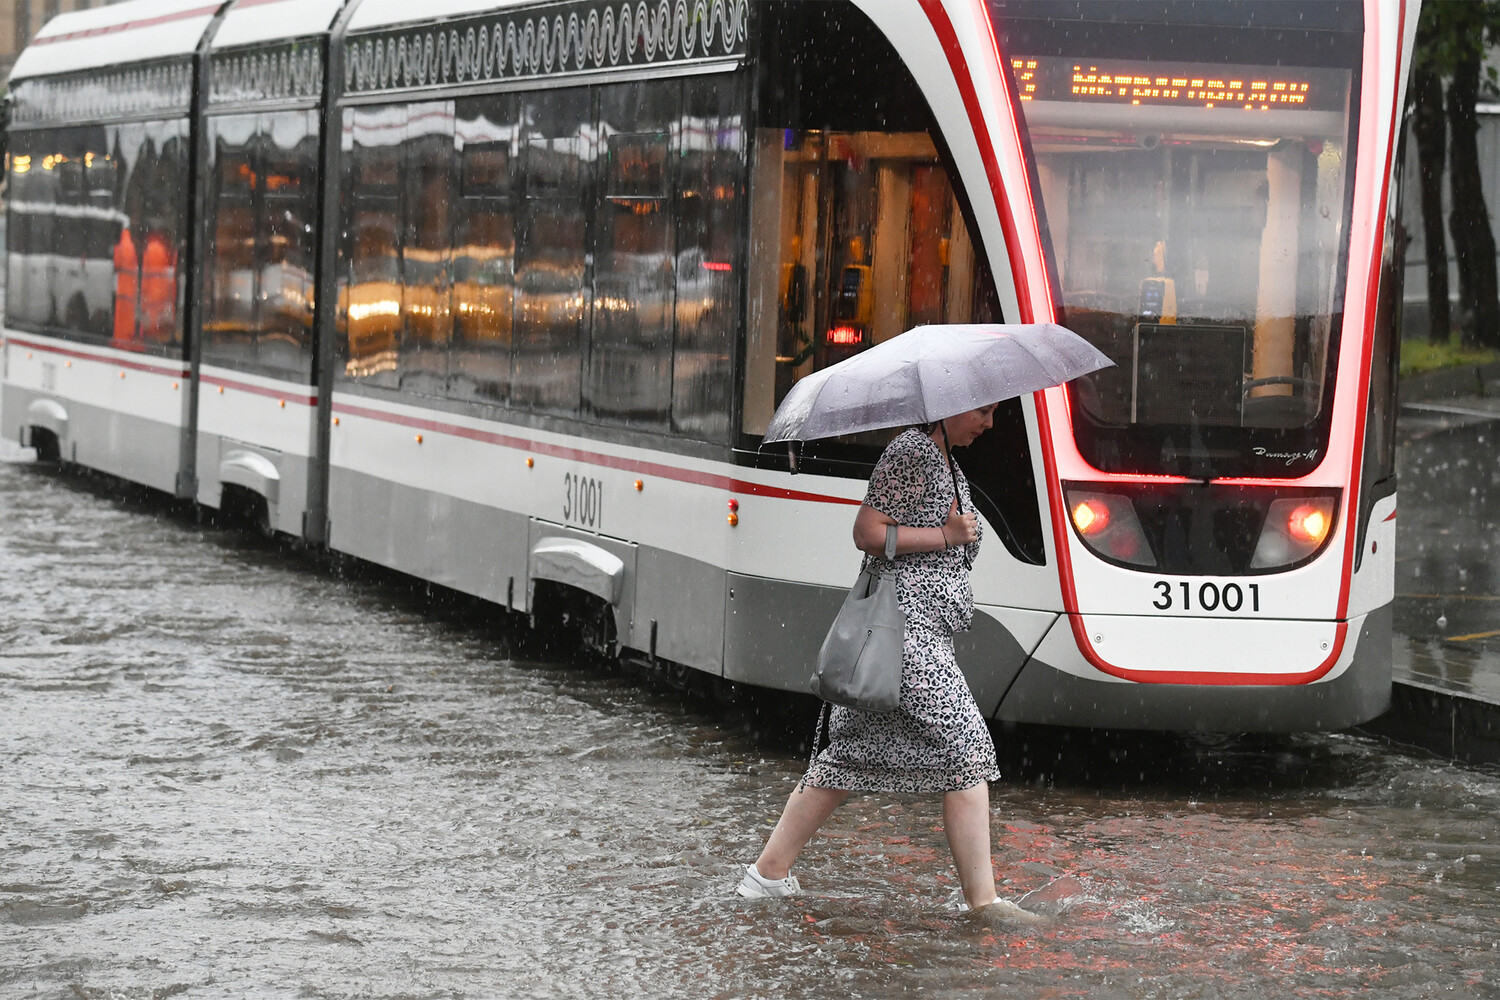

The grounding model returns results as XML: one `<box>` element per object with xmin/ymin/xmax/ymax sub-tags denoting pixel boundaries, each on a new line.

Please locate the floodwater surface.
<box><xmin>2</xmin><ymin>453</ymin><xmax>1499</xmax><ymax>1000</ymax></box>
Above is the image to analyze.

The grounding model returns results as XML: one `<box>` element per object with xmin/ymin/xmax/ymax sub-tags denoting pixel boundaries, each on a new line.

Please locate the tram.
<box><xmin>2</xmin><ymin>0</ymin><xmax>1416</xmax><ymax>731</ymax></box>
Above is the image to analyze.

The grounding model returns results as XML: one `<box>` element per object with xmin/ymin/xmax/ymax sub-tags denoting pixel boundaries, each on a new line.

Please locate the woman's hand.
<box><xmin>853</xmin><ymin>500</ymin><xmax>976</xmax><ymax>556</ymax></box>
<box><xmin>944</xmin><ymin>499</ymin><xmax>978</xmax><ymax>547</ymax></box>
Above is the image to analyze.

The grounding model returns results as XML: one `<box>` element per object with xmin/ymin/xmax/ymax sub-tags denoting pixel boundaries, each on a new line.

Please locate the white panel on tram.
<box><xmin>212</xmin><ymin>0</ymin><xmax>347</xmax><ymax>49</ymax></box>
<box><xmin>11</xmin><ymin>0</ymin><xmax>218</xmax><ymax>79</ymax></box>
<box><xmin>348</xmin><ymin>0</ymin><xmax>544</xmax><ymax>32</ymax></box>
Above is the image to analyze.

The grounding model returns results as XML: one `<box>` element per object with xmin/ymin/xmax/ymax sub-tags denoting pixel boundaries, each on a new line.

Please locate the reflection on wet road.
<box><xmin>3</xmin><ymin>454</ymin><xmax>1500</xmax><ymax>999</ymax></box>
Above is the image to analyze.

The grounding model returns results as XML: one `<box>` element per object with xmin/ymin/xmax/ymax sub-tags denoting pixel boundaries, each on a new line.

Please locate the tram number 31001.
<box><xmin>563</xmin><ymin>472</ymin><xmax>603</xmax><ymax>529</ymax></box>
<box><xmin>1152</xmin><ymin>580</ymin><xmax>1261</xmax><ymax>613</ymax></box>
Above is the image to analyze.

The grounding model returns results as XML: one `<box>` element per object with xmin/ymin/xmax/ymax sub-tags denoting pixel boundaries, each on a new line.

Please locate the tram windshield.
<box><xmin>991</xmin><ymin>1</ymin><xmax>1363</xmax><ymax>479</ymax></box>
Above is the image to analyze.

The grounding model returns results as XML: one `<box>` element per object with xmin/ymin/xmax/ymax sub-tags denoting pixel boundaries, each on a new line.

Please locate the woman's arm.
<box><xmin>853</xmin><ymin>501</ymin><xmax>978</xmax><ymax>557</ymax></box>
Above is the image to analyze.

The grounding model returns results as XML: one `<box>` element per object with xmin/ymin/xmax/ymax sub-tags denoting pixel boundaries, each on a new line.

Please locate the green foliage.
<box><xmin>1416</xmin><ymin>1</ymin><xmax>1500</xmax><ymax>92</ymax></box>
<box><xmin>1400</xmin><ymin>332</ymin><xmax>1498</xmax><ymax>375</ymax></box>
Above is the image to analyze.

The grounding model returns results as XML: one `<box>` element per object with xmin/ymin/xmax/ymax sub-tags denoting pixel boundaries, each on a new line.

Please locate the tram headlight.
<box><xmin>1063</xmin><ymin>489</ymin><xmax>1155</xmax><ymax>568</ymax></box>
<box><xmin>1250</xmin><ymin>496</ymin><xmax>1338</xmax><ymax>569</ymax></box>
<box><xmin>1287</xmin><ymin>503</ymin><xmax>1330</xmax><ymax>544</ymax></box>
<box><xmin>1071</xmin><ymin>498</ymin><xmax>1110</xmax><ymax>534</ymax></box>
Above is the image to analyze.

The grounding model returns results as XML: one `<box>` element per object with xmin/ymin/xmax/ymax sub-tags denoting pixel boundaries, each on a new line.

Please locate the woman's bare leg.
<box><xmin>943</xmin><ymin>782</ymin><xmax>997</xmax><ymax>908</ymax></box>
<box><xmin>753</xmin><ymin>783</ymin><xmax>850</xmax><ymax>879</ymax></box>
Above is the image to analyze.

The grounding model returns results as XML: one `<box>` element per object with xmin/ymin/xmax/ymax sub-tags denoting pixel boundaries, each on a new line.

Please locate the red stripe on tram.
<box><xmin>331</xmin><ymin>402</ymin><xmax>863</xmax><ymax>508</ymax></box>
<box><xmin>32</xmin><ymin>4</ymin><xmax>222</xmax><ymax>45</ymax></box>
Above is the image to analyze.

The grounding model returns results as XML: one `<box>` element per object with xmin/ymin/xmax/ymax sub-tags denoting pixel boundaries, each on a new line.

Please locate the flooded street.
<box><xmin>1392</xmin><ymin>406</ymin><xmax>1500</xmax><ymax>698</ymax></box>
<box><xmin>4</xmin><ymin>450</ymin><xmax>1500</xmax><ymax>1000</ymax></box>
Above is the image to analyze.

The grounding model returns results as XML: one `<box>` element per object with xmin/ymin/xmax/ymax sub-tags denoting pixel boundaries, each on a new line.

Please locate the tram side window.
<box><xmin>205</xmin><ymin>115</ymin><xmax>257</xmax><ymax>365</ymax></box>
<box><xmin>335</xmin><ymin>76</ymin><xmax>748</xmax><ymax>445</ymax></box>
<box><xmin>673</xmin><ymin>76</ymin><xmax>746</xmax><ymax>441</ymax></box>
<box><xmin>262</xmin><ymin>113</ymin><xmax>318</xmax><ymax>377</ymax></box>
<box><xmin>398</xmin><ymin>103</ymin><xmax>457</xmax><ymax>396</ymax></box>
<box><xmin>7</xmin><ymin>131</ymin><xmax>59</xmax><ymax>332</ymax></box>
<box><xmin>203</xmin><ymin>111</ymin><xmax>318</xmax><ymax>381</ymax></box>
<box><xmin>451</xmin><ymin>93</ymin><xmax>520</xmax><ymax>405</ymax></box>
<box><xmin>126</xmin><ymin>121</ymin><xmax>191</xmax><ymax>350</ymax></box>
<box><xmin>513</xmin><ymin>88</ymin><xmax>592</xmax><ymax>415</ymax></box>
<box><xmin>4</xmin><ymin>120</ymin><xmax>188</xmax><ymax>355</ymax></box>
<box><xmin>590</xmin><ymin>81</ymin><xmax>676</xmax><ymax>429</ymax></box>
<box><xmin>340</xmin><ymin>103</ymin><xmax>410</xmax><ymax>387</ymax></box>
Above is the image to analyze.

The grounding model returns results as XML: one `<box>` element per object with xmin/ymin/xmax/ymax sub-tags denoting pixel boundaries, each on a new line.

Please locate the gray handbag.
<box><xmin>809</xmin><ymin>526</ymin><xmax>906</xmax><ymax>713</ymax></box>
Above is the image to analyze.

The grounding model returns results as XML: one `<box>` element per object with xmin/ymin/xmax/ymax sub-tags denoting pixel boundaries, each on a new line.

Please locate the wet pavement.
<box><xmin>4</xmin><ymin>445</ymin><xmax>1500</xmax><ymax>998</ymax></box>
<box><xmin>1393</xmin><ymin>391</ymin><xmax>1500</xmax><ymax>698</ymax></box>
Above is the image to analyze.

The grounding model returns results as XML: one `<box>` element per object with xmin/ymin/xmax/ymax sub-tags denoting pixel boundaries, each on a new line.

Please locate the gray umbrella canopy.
<box><xmin>763</xmin><ymin>323</ymin><xmax>1113</xmax><ymax>443</ymax></box>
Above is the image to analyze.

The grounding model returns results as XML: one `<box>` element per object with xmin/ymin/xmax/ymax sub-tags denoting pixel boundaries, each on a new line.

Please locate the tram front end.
<box><xmin>983</xmin><ymin>0</ymin><xmax>1413</xmax><ymax>730</ymax></box>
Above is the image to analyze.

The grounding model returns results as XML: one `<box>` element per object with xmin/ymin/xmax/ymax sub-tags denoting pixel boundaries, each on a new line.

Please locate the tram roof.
<box><xmin>10</xmin><ymin>0</ymin><xmax>221</xmax><ymax>81</ymax></box>
<box><xmin>213</xmin><ymin>0</ymin><xmax>347</xmax><ymax>50</ymax></box>
<box><xmin>348</xmin><ymin>0</ymin><xmax>540</xmax><ymax>33</ymax></box>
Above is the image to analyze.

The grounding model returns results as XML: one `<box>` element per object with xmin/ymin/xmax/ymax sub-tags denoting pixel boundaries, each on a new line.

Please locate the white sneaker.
<box><xmin>736</xmin><ymin>864</ymin><xmax>801</xmax><ymax>898</ymax></box>
<box><xmin>947</xmin><ymin>889</ymin><xmax>1047</xmax><ymax>924</ymax></box>
<box><xmin>971</xmin><ymin>897</ymin><xmax>1049</xmax><ymax>925</ymax></box>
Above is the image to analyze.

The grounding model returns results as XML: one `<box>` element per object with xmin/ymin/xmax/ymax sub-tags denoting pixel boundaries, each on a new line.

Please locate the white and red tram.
<box><xmin>2</xmin><ymin>0</ymin><xmax>1416</xmax><ymax>731</ymax></box>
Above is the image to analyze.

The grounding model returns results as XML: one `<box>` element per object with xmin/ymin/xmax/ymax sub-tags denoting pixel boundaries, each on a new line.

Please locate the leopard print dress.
<box><xmin>802</xmin><ymin>428</ymin><xmax>1001</xmax><ymax>794</ymax></box>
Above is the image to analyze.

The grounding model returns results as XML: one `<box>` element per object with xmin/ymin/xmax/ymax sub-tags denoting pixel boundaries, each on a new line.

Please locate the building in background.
<box><xmin>1</xmin><ymin>0</ymin><xmax>128</xmax><ymax>84</ymax></box>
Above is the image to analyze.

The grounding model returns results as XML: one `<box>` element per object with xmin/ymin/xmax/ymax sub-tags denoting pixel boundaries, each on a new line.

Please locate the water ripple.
<box><xmin>3</xmin><ymin>460</ymin><xmax>1500</xmax><ymax>998</ymax></box>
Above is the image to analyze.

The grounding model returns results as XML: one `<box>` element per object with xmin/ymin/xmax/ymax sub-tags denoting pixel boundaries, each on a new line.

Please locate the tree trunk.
<box><xmin>1446</xmin><ymin>51</ymin><xmax>1500</xmax><ymax>348</ymax></box>
<box><xmin>1413</xmin><ymin>66</ymin><xmax>1451</xmax><ymax>343</ymax></box>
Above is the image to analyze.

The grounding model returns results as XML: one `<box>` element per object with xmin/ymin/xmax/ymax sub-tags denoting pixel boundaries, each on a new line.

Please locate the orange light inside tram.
<box><xmin>827</xmin><ymin>325</ymin><xmax>864</xmax><ymax>346</ymax></box>
<box><xmin>1287</xmin><ymin>504</ymin><xmax>1330</xmax><ymax>544</ymax></box>
<box><xmin>1071</xmin><ymin>499</ymin><xmax>1110</xmax><ymax>535</ymax></box>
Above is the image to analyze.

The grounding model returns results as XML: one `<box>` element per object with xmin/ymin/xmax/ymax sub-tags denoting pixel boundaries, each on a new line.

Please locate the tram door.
<box><xmin>771</xmin><ymin>131</ymin><xmax>982</xmax><ymax>406</ymax></box>
<box><xmin>747</xmin><ymin>124</ymin><xmax>1043</xmax><ymax>563</ymax></box>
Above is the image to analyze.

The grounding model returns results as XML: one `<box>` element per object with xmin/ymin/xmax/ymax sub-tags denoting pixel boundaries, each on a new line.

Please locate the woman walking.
<box><xmin>738</xmin><ymin>404</ymin><xmax>1039</xmax><ymax>920</ymax></box>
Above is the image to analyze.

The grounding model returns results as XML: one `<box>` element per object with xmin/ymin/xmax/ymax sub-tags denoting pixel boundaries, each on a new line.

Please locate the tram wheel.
<box><xmin>530</xmin><ymin>581</ymin><xmax>617</xmax><ymax>667</ymax></box>
<box><xmin>26</xmin><ymin>427</ymin><xmax>61</xmax><ymax>463</ymax></box>
<box><xmin>218</xmin><ymin>484</ymin><xmax>274</xmax><ymax>539</ymax></box>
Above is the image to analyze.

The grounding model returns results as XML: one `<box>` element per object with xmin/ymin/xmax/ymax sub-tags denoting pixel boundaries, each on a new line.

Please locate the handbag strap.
<box><xmin>807</xmin><ymin>700</ymin><xmax>829</xmax><ymax>775</ymax></box>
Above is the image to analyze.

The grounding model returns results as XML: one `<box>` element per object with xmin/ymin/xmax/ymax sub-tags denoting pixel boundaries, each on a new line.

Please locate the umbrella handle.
<box><xmin>938</xmin><ymin>421</ymin><xmax>973</xmax><ymax>571</ymax></box>
<box><xmin>938</xmin><ymin>421</ymin><xmax>964</xmax><ymax>515</ymax></box>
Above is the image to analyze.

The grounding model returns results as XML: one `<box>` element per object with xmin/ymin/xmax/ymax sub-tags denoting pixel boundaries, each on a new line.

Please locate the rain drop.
<box><xmin>1437</xmin><ymin>614</ymin><xmax>1448</xmax><ymax>629</ymax></box>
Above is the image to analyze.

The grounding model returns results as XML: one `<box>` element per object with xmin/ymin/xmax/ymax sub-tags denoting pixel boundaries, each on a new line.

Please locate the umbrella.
<box><xmin>763</xmin><ymin>322</ymin><xmax>1112</xmax><ymax>444</ymax></box>
<box><xmin>764</xmin><ymin>323</ymin><xmax>1112</xmax><ymax>566</ymax></box>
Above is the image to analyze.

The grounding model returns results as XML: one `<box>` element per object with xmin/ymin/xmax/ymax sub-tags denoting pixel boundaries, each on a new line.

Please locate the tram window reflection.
<box><xmin>204</xmin><ymin>114</ymin><xmax>259</xmax><ymax>370</ymax></box>
<box><xmin>7</xmin><ymin>130</ymin><xmax>59</xmax><ymax>332</ymax></box>
<box><xmin>513</xmin><ymin>88</ymin><xmax>591</xmax><ymax>415</ymax></box>
<box><xmin>5</xmin><ymin>135</ymin><xmax>37</xmax><ymax>328</ymax></box>
<box><xmin>398</xmin><ymin>101</ymin><xmax>455</xmax><ymax>397</ymax></box>
<box><xmin>5</xmin><ymin>120</ymin><xmax>189</xmax><ymax>356</ymax></box>
<box><xmin>341</xmin><ymin>104</ymin><xmax>406</xmax><ymax>386</ymax></box>
<box><xmin>590</xmin><ymin>81</ymin><xmax>676</xmax><ymax>429</ymax></box>
<box><xmin>83</xmin><ymin>138</ymin><xmax>120</xmax><ymax>309</ymax></box>
<box><xmin>136</xmin><ymin>121</ymin><xmax>189</xmax><ymax>348</ymax></box>
<box><xmin>333</xmin><ymin>77</ymin><xmax>750</xmax><ymax>445</ymax></box>
<box><xmin>204</xmin><ymin>111</ymin><xmax>318</xmax><ymax>381</ymax></box>
<box><xmin>259</xmin><ymin>111</ymin><xmax>317</xmax><ymax>379</ymax></box>
<box><xmin>674</xmin><ymin>76</ymin><xmax>745</xmax><ymax>441</ymax></box>
<box><xmin>450</xmin><ymin>94</ymin><xmax>519</xmax><ymax>405</ymax></box>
